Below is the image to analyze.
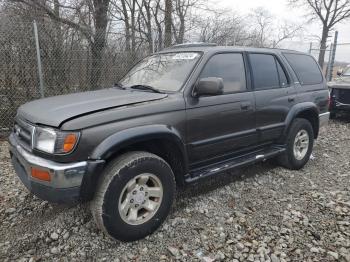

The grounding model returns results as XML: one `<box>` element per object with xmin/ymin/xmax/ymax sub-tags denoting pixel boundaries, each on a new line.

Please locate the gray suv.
<box><xmin>9</xmin><ymin>44</ymin><xmax>330</xmax><ymax>241</ymax></box>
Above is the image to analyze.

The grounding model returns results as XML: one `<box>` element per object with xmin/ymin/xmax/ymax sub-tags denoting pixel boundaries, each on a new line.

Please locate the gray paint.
<box><xmin>18</xmin><ymin>88</ymin><xmax>167</xmax><ymax>127</ymax></box>
<box><xmin>14</xmin><ymin>45</ymin><xmax>329</xmax><ymax>174</ymax></box>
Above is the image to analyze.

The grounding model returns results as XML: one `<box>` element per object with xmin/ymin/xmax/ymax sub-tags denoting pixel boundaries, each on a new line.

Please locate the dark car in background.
<box><xmin>328</xmin><ymin>66</ymin><xmax>350</xmax><ymax>118</ymax></box>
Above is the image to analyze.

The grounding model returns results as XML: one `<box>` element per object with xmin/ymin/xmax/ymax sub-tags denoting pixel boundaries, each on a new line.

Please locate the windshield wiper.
<box><xmin>114</xmin><ymin>82</ymin><xmax>126</xmax><ymax>90</ymax></box>
<box><xmin>128</xmin><ymin>84</ymin><xmax>164</xmax><ymax>93</ymax></box>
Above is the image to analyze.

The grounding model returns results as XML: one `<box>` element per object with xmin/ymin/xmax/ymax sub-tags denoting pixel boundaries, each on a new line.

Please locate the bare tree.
<box><xmin>272</xmin><ymin>21</ymin><xmax>303</xmax><ymax>48</ymax></box>
<box><xmin>15</xmin><ymin>0</ymin><xmax>111</xmax><ymax>89</ymax></box>
<box><xmin>111</xmin><ymin>0</ymin><xmax>138</xmax><ymax>59</ymax></box>
<box><xmin>248</xmin><ymin>7</ymin><xmax>302</xmax><ymax>48</ymax></box>
<box><xmin>171</xmin><ymin>0</ymin><xmax>197</xmax><ymax>44</ymax></box>
<box><xmin>164</xmin><ymin>0</ymin><xmax>172</xmax><ymax>47</ymax></box>
<box><xmin>249</xmin><ymin>8</ymin><xmax>273</xmax><ymax>47</ymax></box>
<box><xmin>136</xmin><ymin>0</ymin><xmax>154</xmax><ymax>52</ymax></box>
<box><xmin>152</xmin><ymin>0</ymin><xmax>164</xmax><ymax>51</ymax></box>
<box><xmin>289</xmin><ymin>0</ymin><xmax>350</xmax><ymax>68</ymax></box>
<box><xmin>196</xmin><ymin>14</ymin><xmax>249</xmax><ymax>45</ymax></box>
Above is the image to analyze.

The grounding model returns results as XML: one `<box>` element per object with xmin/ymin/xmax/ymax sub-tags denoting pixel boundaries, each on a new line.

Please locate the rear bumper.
<box><xmin>331</xmin><ymin>100</ymin><xmax>350</xmax><ymax>111</ymax></box>
<box><xmin>319</xmin><ymin>112</ymin><xmax>330</xmax><ymax>128</ymax></box>
<box><xmin>9</xmin><ymin>133</ymin><xmax>104</xmax><ymax>204</ymax></box>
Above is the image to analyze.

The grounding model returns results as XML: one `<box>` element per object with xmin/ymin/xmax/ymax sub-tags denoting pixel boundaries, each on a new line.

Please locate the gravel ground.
<box><xmin>1</xmin><ymin>120</ymin><xmax>350</xmax><ymax>262</ymax></box>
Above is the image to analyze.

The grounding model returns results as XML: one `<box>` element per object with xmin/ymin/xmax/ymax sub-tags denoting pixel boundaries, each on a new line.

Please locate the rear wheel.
<box><xmin>90</xmin><ymin>151</ymin><xmax>176</xmax><ymax>241</ymax></box>
<box><xmin>277</xmin><ymin>118</ymin><xmax>314</xmax><ymax>170</ymax></box>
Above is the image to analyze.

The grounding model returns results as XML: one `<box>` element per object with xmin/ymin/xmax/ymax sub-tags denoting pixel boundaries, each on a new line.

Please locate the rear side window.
<box><xmin>199</xmin><ymin>53</ymin><xmax>246</xmax><ymax>93</ymax></box>
<box><xmin>283</xmin><ymin>53</ymin><xmax>323</xmax><ymax>85</ymax></box>
<box><xmin>249</xmin><ymin>54</ymin><xmax>280</xmax><ymax>90</ymax></box>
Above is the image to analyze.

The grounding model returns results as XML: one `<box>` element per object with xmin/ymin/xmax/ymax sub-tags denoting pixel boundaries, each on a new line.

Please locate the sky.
<box><xmin>216</xmin><ymin>0</ymin><xmax>350</xmax><ymax>62</ymax></box>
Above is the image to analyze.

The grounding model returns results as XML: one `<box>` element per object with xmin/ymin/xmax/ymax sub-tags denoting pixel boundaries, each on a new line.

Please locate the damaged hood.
<box><xmin>18</xmin><ymin>88</ymin><xmax>167</xmax><ymax>127</ymax></box>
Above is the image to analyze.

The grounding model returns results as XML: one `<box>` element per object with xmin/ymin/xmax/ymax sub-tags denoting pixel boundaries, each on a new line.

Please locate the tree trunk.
<box><xmin>131</xmin><ymin>4</ymin><xmax>136</xmax><ymax>60</ymax></box>
<box><xmin>121</xmin><ymin>0</ymin><xmax>131</xmax><ymax>52</ymax></box>
<box><xmin>164</xmin><ymin>0</ymin><xmax>172</xmax><ymax>47</ymax></box>
<box><xmin>145</xmin><ymin>2</ymin><xmax>153</xmax><ymax>53</ymax></box>
<box><xmin>53</xmin><ymin>0</ymin><xmax>66</xmax><ymax>92</ymax></box>
<box><xmin>318</xmin><ymin>25</ymin><xmax>329</xmax><ymax>69</ymax></box>
<box><xmin>153</xmin><ymin>0</ymin><xmax>163</xmax><ymax>51</ymax></box>
<box><xmin>178</xmin><ymin>16</ymin><xmax>185</xmax><ymax>44</ymax></box>
<box><xmin>89</xmin><ymin>0</ymin><xmax>109</xmax><ymax>89</ymax></box>
<box><xmin>155</xmin><ymin>20</ymin><xmax>163</xmax><ymax>51</ymax></box>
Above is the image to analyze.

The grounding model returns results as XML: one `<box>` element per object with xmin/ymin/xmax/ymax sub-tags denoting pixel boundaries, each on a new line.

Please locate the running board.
<box><xmin>185</xmin><ymin>146</ymin><xmax>285</xmax><ymax>183</ymax></box>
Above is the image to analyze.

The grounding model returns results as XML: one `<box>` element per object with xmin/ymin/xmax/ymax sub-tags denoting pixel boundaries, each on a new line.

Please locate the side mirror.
<box><xmin>337</xmin><ymin>69</ymin><xmax>343</xmax><ymax>76</ymax></box>
<box><xmin>194</xmin><ymin>77</ymin><xmax>224</xmax><ymax>97</ymax></box>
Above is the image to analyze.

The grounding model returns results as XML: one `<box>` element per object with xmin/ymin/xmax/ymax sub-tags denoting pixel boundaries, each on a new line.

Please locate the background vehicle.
<box><xmin>328</xmin><ymin>65</ymin><xmax>350</xmax><ymax>118</ymax></box>
<box><xmin>9</xmin><ymin>44</ymin><xmax>329</xmax><ymax>241</ymax></box>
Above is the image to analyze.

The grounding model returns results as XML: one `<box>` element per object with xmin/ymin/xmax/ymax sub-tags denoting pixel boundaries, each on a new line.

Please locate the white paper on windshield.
<box><xmin>172</xmin><ymin>53</ymin><xmax>198</xmax><ymax>60</ymax></box>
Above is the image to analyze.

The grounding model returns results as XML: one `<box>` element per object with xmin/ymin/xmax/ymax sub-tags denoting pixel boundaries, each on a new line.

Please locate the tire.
<box><xmin>90</xmin><ymin>151</ymin><xmax>176</xmax><ymax>242</ymax></box>
<box><xmin>277</xmin><ymin>118</ymin><xmax>314</xmax><ymax>170</ymax></box>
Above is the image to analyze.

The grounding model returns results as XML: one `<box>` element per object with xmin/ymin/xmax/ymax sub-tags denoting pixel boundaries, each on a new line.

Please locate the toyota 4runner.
<box><xmin>9</xmin><ymin>44</ymin><xmax>330</xmax><ymax>241</ymax></box>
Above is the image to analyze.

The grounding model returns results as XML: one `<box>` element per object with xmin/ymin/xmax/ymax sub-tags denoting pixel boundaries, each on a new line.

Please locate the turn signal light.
<box><xmin>63</xmin><ymin>134</ymin><xmax>78</xmax><ymax>153</ymax></box>
<box><xmin>31</xmin><ymin>168</ymin><xmax>51</xmax><ymax>182</ymax></box>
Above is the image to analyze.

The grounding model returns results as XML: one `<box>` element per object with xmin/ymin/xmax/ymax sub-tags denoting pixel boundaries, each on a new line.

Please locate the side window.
<box><xmin>249</xmin><ymin>54</ymin><xmax>280</xmax><ymax>90</ymax></box>
<box><xmin>283</xmin><ymin>53</ymin><xmax>323</xmax><ymax>85</ymax></box>
<box><xmin>276</xmin><ymin>60</ymin><xmax>289</xmax><ymax>87</ymax></box>
<box><xmin>199</xmin><ymin>53</ymin><xmax>246</xmax><ymax>93</ymax></box>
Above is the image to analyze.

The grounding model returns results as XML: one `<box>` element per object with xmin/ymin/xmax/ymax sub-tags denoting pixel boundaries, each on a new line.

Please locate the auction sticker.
<box><xmin>172</xmin><ymin>53</ymin><xmax>199</xmax><ymax>60</ymax></box>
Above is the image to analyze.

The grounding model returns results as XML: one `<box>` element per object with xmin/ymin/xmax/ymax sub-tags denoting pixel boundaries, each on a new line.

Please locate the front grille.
<box><xmin>13</xmin><ymin>118</ymin><xmax>35</xmax><ymax>151</ymax></box>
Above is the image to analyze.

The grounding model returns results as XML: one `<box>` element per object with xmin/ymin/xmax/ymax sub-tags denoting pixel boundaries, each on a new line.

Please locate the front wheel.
<box><xmin>90</xmin><ymin>151</ymin><xmax>176</xmax><ymax>241</ymax></box>
<box><xmin>277</xmin><ymin>118</ymin><xmax>314</xmax><ymax>170</ymax></box>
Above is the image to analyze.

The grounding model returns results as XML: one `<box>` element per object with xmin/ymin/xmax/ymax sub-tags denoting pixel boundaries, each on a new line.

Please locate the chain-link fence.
<box><xmin>333</xmin><ymin>43</ymin><xmax>350</xmax><ymax>77</ymax></box>
<box><xmin>308</xmin><ymin>32</ymin><xmax>350</xmax><ymax>81</ymax></box>
<box><xmin>0</xmin><ymin>16</ymin><xmax>148</xmax><ymax>137</ymax></box>
<box><xmin>309</xmin><ymin>44</ymin><xmax>332</xmax><ymax>75</ymax></box>
<box><xmin>2</xmin><ymin>16</ymin><xmax>350</xmax><ymax>138</ymax></box>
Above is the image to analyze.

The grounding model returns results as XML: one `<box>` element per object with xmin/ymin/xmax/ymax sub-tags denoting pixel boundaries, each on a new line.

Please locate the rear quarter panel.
<box><xmin>295</xmin><ymin>82</ymin><xmax>329</xmax><ymax>114</ymax></box>
<box><xmin>280</xmin><ymin>51</ymin><xmax>329</xmax><ymax>114</ymax></box>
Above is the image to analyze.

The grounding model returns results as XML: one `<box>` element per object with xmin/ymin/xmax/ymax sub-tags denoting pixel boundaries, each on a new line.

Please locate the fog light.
<box><xmin>31</xmin><ymin>168</ymin><xmax>51</xmax><ymax>182</ymax></box>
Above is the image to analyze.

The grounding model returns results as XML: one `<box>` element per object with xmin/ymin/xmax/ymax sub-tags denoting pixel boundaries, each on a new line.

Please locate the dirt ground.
<box><xmin>0</xmin><ymin>119</ymin><xmax>350</xmax><ymax>261</ymax></box>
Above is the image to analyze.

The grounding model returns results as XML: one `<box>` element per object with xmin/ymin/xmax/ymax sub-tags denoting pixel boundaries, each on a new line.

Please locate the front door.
<box><xmin>185</xmin><ymin>52</ymin><xmax>257</xmax><ymax>166</ymax></box>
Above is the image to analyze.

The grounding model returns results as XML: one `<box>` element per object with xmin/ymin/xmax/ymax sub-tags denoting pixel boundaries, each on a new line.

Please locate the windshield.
<box><xmin>120</xmin><ymin>52</ymin><xmax>201</xmax><ymax>92</ymax></box>
<box><xmin>343</xmin><ymin>67</ymin><xmax>350</xmax><ymax>76</ymax></box>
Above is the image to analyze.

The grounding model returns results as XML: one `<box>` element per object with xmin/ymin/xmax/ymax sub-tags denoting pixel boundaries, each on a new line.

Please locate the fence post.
<box><xmin>33</xmin><ymin>20</ymin><xmax>45</xmax><ymax>98</ymax></box>
<box><xmin>309</xmin><ymin>42</ymin><xmax>312</xmax><ymax>54</ymax></box>
<box><xmin>326</xmin><ymin>43</ymin><xmax>333</xmax><ymax>81</ymax></box>
<box><xmin>329</xmin><ymin>31</ymin><xmax>338</xmax><ymax>81</ymax></box>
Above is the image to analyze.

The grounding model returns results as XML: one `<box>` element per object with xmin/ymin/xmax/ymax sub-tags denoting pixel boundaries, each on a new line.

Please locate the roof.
<box><xmin>158</xmin><ymin>43</ymin><xmax>305</xmax><ymax>55</ymax></box>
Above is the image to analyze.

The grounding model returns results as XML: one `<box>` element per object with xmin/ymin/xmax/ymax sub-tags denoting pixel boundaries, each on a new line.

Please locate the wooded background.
<box><xmin>1</xmin><ymin>0</ymin><xmax>349</xmax><ymax>135</ymax></box>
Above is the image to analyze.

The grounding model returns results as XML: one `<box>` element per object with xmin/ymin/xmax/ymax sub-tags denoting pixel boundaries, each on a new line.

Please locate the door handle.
<box><xmin>240</xmin><ymin>102</ymin><xmax>251</xmax><ymax>110</ymax></box>
<box><xmin>288</xmin><ymin>97</ymin><xmax>295</xmax><ymax>103</ymax></box>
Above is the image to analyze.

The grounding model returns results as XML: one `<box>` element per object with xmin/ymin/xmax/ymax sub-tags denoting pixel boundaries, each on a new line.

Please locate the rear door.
<box><xmin>248</xmin><ymin>52</ymin><xmax>296</xmax><ymax>143</ymax></box>
<box><xmin>186</xmin><ymin>52</ymin><xmax>257</xmax><ymax>165</ymax></box>
<box><xmin>283</xmin><ymin>53</ymin><xmax>329</xmax><ymax>114</ymax></box>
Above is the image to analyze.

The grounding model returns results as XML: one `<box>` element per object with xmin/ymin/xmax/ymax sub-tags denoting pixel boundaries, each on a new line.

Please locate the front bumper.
<box><xmin>8</xmin><ymin>133</ymin><xmax>103</xmax><ymax>204</ymax></box>
<box><xmin>319</xmin><ymin>112</ymin><xmax>330</xmax><ymax>128</ymax></box>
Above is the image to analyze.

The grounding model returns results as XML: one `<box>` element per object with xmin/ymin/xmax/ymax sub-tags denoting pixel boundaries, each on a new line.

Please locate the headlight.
<box><xmin>33</xmin><ymin>127</ymin><xmax>79</xmax><ymax>154</ymax></box>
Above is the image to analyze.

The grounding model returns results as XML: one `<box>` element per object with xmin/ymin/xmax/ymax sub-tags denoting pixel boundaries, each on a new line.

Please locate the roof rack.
<box><xmin>167</xmin><ymin>42</ymin><xmax>217</xmax><ymax>49</ymax></box>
